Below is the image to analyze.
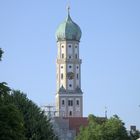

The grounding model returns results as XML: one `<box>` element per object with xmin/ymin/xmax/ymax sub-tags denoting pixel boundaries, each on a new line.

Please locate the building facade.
<box><xmin>55</xmin><ymin>7</ymin><xmax>83</xmax><ymax>117</ymax></box>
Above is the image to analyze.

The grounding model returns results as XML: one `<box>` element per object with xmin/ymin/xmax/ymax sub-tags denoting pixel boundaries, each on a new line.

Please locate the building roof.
<box><xmin>64</xmin><ymin>117</ymin><xmax>88</xmax><ymax>135</ymax></box>
<box><xmin>55</xmin><ymin>8</ymin><xmax>82</xmax><ymax>42</ymax></box>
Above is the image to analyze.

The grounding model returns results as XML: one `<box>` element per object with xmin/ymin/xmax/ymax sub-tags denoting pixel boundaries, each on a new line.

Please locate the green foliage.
<box><xmin>11</xmin><ymin>90</ymin><xmax>57</xmax><ymax>140</ymax></box>
<box><xmin>0</xmin><ymin>48</ymin><xmax>3</xmax><ymax>61</ymax></box>
<box><xmin>0</xmin><ymin>84</ymin><xmax>26</xmax><ymax>140</ymax></box>
<box><xmin>129</xmin><ymin>130</ymin><xmax>140</xmax><ymax>140</ymax></box>
<box><xmin>0</xmin><ymin>84</ymin><xmax>57</xmax><ymax>140</ymax></box>
<box><xmin>103</xmin><ymin>115</ymin><xmax>129</xmax><ymax>140</ymax></box>
<box><xmin>0</xmin><ymin>104</ymin><xmax>26</xmax><ymax>140</ymax></box>
<box><xmin>0</xmin><ymin>82</ymin><xmax>11</xmax><ymax>103</ymax></box>
<box><xmin>76</xmin><ymin>114</ymin><xmax>130</xmax><ymax>140</ymax></box>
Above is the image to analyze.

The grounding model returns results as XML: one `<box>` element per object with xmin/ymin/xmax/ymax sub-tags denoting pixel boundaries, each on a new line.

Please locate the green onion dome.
<box><xmin>56</xmin><ymin>9</ymin><xmax>82</xmax><ymax>42</ymax></box>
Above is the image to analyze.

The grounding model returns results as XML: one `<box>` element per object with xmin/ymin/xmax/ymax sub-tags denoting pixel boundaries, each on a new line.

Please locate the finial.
<box><xmin>66</xmin><ymin>4</ymin><xmax>70</xmax><ymax>15</ymax></box>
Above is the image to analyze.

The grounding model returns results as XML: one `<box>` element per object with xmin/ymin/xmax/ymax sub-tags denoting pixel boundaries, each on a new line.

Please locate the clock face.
<box><xmin>67</xmin><ymin>72</ymin><xmax>74</xmax><ymax>80</ymax></box>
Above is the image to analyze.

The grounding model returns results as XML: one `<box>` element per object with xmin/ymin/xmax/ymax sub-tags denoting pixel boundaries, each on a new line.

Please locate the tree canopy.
<box><xmin>0</xmin><ymin>48</ymin><xmax>3</xmax><ymax>61</ymax></box>
<box><xmin>0</xmin><ymin>87</ymin><xmax>57</xmax><ymax>140</ymax></box>
<box><xmin>129</xmin><ymin>129</ymin><xmax>140</xmax><ymax>140</ymax></box>
<box><xmin>0</xmin><ymin>83</ymin><xmax>26</xmax><ymax>140</ymax></box>
<box><xmin>10</xmin><ymin>90</ymin><xmax>57</xmax><ymax>140</ymax></box>
<box><xmin>76</xmin><ymin>115</ymin><xmax>130</xmax><ymax>140</ymax></box>
<box><xmin>0</xmin><ymin>104</ymin><xmax>26</xmax><ymax>140</ymax></box>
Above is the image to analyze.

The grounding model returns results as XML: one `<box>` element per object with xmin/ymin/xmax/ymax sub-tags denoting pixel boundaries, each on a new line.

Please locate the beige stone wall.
<box><xmin>56</xmin><ymin>40</ymin><xmax>83</xmax><ymax>117</ymax></box>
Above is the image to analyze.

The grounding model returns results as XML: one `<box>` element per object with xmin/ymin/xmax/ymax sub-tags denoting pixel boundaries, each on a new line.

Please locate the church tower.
<box><xmin>55</xmin><ymin>7</ymin><xmax>83</xmax><ymax>117</ymax></box>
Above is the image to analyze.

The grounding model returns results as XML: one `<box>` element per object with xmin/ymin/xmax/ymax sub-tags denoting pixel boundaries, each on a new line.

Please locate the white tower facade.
<box><xmin>55</xmin><ymin>8</ymin><xmax>83</xmax><ymax>117</ymax></box>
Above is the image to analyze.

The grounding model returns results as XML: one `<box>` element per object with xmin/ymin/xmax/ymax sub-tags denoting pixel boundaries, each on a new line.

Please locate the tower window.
<box><xmin>69</xmin><ymin>84</ymin><xmax>72</xmax><ymax>87</ymax></box>
<box><xmin>68</xmin><ymin>100</ymin><xmax>73</xmax><ymax>106</ymax></box>
<box><xmin>69</xmin><ymin>65</ymin><xmax>72</xmax><ymax>68</ymax></box>
<box><xmin>68</xmin><ymin>100</ymin><xmax>70</xmax><ymax>106</ymax></box>
<box><xmin>69</xmin><ymin>45</ymin><xmax>71</xmax><ymax>48</ymax></box>
<box><xmin>61</xmin><ymin>66</ymin><xmax>63</xmax><ymax>69</ymax></box>
<box><xmin>62</xmin><ymin>100</ymin><xmax>65</xmax><ymax>105</ymax></box>
<box><xmin>76</xmin><ymin>100</ymin><xmax>79</xmax><ymax>106</ymax></box>
<box><xmin>61</xmin><ymin>45</ymin><xmax>64</xmax><ymax>48</ymax></box>
<box><xmin>75</xmin><ymin>54</ymin><xmax>78</xmax><ymax>59</ymax></box>
<box><xmin>75</xmin><ymin>46</ymin><xmax>77</xmax><ymax>48</ymax></box>
<box><xmin>69</xmin><ymin>56</ymin><xmax>71</xmax><ymax>59</ymax></box>
<box><xmin>77</xmin><ymin>74</ymin><xmax>79</xmax><ymax>79</ymax></box>
<box><xmin>62</xmin><ymin>53</ymin><xmax>64</xmax><ymax>58</ymax></box>
<box><xmin>61</xmin><ymin>73</ymin><xmax>63</xmax><ymax>79</ymax></box>
<box><xmin>71</xmin><ymin>100</ymin><xmax>73</xmax><ymax>106</ymax></box>
<box><xmin>69</xmin><ymin>111</ymin><xmax>72</xmax><ymax>116</ymax></box>
<box><xmin>77</xmin><ymin>66</ymin><xmax>79</xmax><ymax>69</ymax></box>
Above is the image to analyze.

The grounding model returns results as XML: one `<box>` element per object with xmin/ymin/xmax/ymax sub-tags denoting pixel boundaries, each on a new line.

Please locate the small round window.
<box><xmin>69</xmin><ymin>84</ymin><xmax>72</xmax><ymax>87</ymax></box>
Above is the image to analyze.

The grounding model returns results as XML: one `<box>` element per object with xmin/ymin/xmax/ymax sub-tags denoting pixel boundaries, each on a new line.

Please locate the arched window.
<box><xmin>76</xmin><ymin>100</ymin><xmax>79</xmax><ymax>106</ymax></box>
<box><xmin>61</xmin><ymin>73</ymin><xmax>63</xmax><ymax>79</ymax></box>
<box><xmin>62</xmin><ymin>53</ymin><xmax>64</xmax><ymax>58</ymax></box>
<box><xmin>77</xmin><ymin>74</ymin><xmax>79</xmax><ymax>79</ymax></box>
<box><xmin>68</xmin><ymin>100</ymin><xmax>73</xmax><ymax>106</ymax></box>
<box><xmin>69</xmin><ymin>111</ymin><xmax>72</xmax><ymax>116</ymax></box>
<box><xmin>62</xmin><ymin>100</ymin><xmax>65</xmax><ymax>105</ymax></box>
<box><xmin>75</xmin><ymin>54</ymin><xmax>78</xmax><ymax>59</ymax></box>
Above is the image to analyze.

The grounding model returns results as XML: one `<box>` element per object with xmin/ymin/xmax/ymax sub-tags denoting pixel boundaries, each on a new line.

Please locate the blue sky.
<box><xmin>0</xmin><ymin>0</ymin><xmax>140</xmax><ymax>129</ymax></box>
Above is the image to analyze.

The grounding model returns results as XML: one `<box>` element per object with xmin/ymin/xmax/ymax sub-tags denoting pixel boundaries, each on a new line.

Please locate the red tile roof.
<box><xmin>64</xmin><ymin>117</ymin><xmax>88</xmax><ymax>135</ymax></box>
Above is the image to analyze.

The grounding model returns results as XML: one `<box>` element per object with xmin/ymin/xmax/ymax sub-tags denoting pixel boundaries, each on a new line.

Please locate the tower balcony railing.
<box><xmin>56</xmin><ymin>58</ymin><xmax>82</xmax><ymax>64</ymax></box>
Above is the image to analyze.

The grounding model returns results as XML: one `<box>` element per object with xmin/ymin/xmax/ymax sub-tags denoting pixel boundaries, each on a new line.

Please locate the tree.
<box><xmin>0</xmin><ymin>104</ymin><xmax>26</xmax><ymax>140</ymax></box>
<box><xmin>76</xmin><ymin>115</ymin><xmax>130</xmax><ymax>140</ymax></box>
<box><xmin>0</xmin><ymin>48</ymin><xmax>3</xmax><ymax>61</ymax></box>
<box><xmin>129</xmin><ymin>129</ymin><xmax>140</xmax><ymax>140</ymax></box>
<box><xmin>0</xmin><ymin>83</ymin><xmax>26</xmax><ymax>140</ymax></box>
<box><xmin>11</xmin><ymin>90</ymin><xmax>57</xmax><ymax>140</ymax></box>
<box><xmin>76</xmin><ymin>115</ymin><xmax>105</xmax><ymax>140</ymax></box>
<box><xmin>102</xmin><ymin>115</ymin><xmax>129</xmax><ymax>140</ymax></box>
<box><xmin>0</xmin><ymin>82</ymin><xmax>11</xmax><ymax>103</ymax></box>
